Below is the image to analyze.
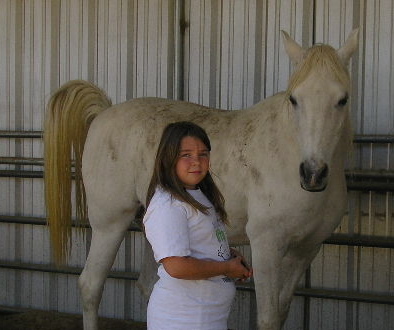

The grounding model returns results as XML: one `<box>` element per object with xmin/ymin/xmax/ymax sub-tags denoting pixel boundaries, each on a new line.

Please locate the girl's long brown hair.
<box><xmin>146</xmin><ymin>121</ymin><xmax>228</xmax><ymax>224</ymax></box>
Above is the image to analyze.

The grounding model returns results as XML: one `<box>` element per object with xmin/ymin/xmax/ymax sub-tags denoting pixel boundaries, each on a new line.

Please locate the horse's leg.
<box><xmin>78</xmin><ymin>211</ymin><xmax>134</xmax><ymax>330</ymax></box>
<box><xmin>248</xmin><ymin>232</ymin><xmax>282</xmax><ymax>330</ymax></box>
<box><xmin>136</xmin><ymin>237</ymin><xmax>159</xmax><ymax>298</ymax></box>
<box><xmin>278</xmin><ymin>245</ymin><xmax>320</xmax><ymax>323</ymax></box>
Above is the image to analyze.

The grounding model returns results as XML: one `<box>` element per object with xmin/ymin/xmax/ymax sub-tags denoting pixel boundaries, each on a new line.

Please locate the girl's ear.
<box><xmin>281</xmin><ymin>30</ymin><xmax>305</xmax><ymax>66</ymax></box>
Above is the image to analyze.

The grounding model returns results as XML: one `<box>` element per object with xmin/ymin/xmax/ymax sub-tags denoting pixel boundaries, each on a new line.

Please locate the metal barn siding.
<box><xmin>0</xmin><ymin>0</ymin><xmax>178</xmax><ymax>323</ymax></box>
<box><xmin>0</xmin><ymin>1</ymin><xmax>394</xmax><ymax>329</ymax></box>
<box><xmin>183</xmin><ymin>0</ymin><xmax>309</xmax><ymax>109</ymax></box>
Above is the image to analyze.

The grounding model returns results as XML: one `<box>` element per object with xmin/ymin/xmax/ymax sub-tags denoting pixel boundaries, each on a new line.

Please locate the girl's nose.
<box><xmin>191</xmin><ymin>156</ymin><xmax>200</xmax><ymax>164</ymax></box>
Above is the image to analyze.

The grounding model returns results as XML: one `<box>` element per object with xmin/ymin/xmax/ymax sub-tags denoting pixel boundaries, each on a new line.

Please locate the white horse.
<box><xmin>44</xmin><ymin>30</ymin><xmax>358</xmax><ymax>330</ymax></box>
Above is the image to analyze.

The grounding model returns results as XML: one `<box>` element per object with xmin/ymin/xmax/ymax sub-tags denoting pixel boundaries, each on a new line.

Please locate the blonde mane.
<box><xmin>286</xmin><ymin>44</ymin><xmax>350</xmax><ymax>96</ymax></box>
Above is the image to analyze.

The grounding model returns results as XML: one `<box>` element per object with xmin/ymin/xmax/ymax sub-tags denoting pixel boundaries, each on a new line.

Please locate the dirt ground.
<box><xmin>0</xmin><ymin>310</ymin><xmax>147</xmax><ymax>330</ymax></box>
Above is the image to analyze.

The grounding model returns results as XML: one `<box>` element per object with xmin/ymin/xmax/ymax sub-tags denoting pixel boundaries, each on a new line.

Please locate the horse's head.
<box><xmin>281</xmin><ymin>29</ymin><xmax>359</xmax><ymax>192</ymax></box>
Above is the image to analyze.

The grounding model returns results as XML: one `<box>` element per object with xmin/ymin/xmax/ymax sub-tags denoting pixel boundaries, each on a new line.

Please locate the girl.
<box><xmin>143</xmin><ymin>121</ymin><xmax>252</xmax><ymax>330</ymax></box>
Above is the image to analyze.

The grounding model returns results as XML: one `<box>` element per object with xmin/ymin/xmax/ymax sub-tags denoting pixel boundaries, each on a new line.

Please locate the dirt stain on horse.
<box><xmin>107</xmin><ymin>136</ymin><xmax>118</xmax><ymax>161</ymax></box>
<box><xmin>250</xmin><ymin>166</ymin><xmax>262</xmax><ymax>184</ymax></box>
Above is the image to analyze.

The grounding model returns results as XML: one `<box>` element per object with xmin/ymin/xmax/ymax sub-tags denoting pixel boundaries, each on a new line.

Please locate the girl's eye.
<box><xmin>179</xmin><ymin>152</ymin><xmax>209</xmax><ymax>159</ymax></box>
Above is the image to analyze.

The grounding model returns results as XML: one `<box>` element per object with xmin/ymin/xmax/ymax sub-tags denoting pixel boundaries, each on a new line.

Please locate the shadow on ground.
<box><xmin>0</xmin><ymin>310</ymin><xmax>147</xmax><ymax>330</ymax></box>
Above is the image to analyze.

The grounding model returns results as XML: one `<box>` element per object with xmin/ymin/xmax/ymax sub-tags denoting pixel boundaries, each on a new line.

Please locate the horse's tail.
<box><xmin>44</xmin><ymin>80</ymin><xmax>112</xmax><ymax>264</ymax></box>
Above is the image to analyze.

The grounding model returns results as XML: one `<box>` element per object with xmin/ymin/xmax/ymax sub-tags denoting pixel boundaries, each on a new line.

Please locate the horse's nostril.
<box><xmin>299</xmin><ymin>161</ymin><xmax>329</xmax><ymax>188</ymax></box>
<box><xmin>320</xmin><ymin>164</ymin><xmax>329</xmax><ymax>178</ymax></box>
<box><xmin>299</xmin><ymin>162</ymin><xmax>306</xmax><ymax>178</ymax></box>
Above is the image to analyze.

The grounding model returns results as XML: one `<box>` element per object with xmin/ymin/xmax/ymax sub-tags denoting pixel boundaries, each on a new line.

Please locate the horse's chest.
<box><xmin>246</xmin><ymin>185</ymin><xmax>346</xmax><ymax>241</ymax></box>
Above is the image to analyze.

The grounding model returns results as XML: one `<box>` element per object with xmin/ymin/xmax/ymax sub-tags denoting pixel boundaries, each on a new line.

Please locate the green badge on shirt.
<box><xmin>216</xmin><ymin>229</ymin><xmax>226</xmax><ymax>242</ymax></box>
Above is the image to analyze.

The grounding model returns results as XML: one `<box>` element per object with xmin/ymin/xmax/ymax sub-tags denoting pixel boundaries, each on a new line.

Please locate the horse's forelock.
<box><xmin>286</xmin><ymin>44</ymin><xmax>350</xmax><ymax>97</ymax></box>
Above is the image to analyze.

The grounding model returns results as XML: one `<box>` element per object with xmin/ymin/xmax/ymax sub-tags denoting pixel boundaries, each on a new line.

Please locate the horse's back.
<box><xmin>76</xmin><ymin>90</ymin><xmax>286</xmax><ymax>216</ymax></box>
<box><xmin>81</xmin><ymin>97</ymin><xmax>226</xmax><ymax>211</ymax></box>
<box><xmin>84</xmin><ymin>96</ymin><xmax>230</xmax><ymax>161</ymax></box>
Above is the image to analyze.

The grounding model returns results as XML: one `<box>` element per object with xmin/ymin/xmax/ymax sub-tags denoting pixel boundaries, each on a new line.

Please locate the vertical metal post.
<box><xmin>303</xmin><ymin>267</ymin><xmax>311</xmax><ymax>330</ymax></box>
<box><xmin>175</xmin><ymin>0</ymin><xmax>186</xmax><ymax>101</ymax></box>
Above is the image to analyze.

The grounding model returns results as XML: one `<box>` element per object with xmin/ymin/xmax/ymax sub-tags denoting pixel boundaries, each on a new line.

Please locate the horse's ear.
<box><xmin>337</xmin><ymin>28</ymin><xmax>359</xmax><ymax>66</ymax></box>
<box><xmin>281</xmin><ymin>30</ymin><xmax>305</xmax><ymax>65</ymax></box>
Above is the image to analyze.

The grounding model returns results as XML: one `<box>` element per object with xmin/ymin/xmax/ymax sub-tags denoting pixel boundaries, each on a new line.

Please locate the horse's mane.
<box><xmin>286</xmin><ymin>44</ymin><xmax>350</xmax><ymax>95</ymax></box>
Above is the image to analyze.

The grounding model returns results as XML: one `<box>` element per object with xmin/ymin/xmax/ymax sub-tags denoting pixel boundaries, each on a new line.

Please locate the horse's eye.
<box><xmin>337</xmin><ymin>96</ymin><xmax>348</xmax><ymax>107</ymax></box>
<box><xmin>289</xmin><ymin>95</ymin><xmax>297</xmax><ymax>106</ymax></box>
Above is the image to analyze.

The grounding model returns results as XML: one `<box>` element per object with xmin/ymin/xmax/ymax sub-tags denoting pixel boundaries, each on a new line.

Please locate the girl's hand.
<box><xmin>226</xmin><ymin>250</ymin><xmax>253</xmax><ymax>281</ymax></box>
<box><xmin>230</xmin><ymin>248</ymin><xmax>252</xmax><ymax>271</ymax></box>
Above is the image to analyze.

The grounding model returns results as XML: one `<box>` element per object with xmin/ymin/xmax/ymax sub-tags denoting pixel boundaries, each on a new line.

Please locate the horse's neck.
<box><xmin>221</xmin><ymin>93</ymin><xmax>299</xmax><ymax>175</ymax></box>
<box><xmin>243</xmin><ymin>92</ymin><xmax>297</xmax><ymax>147</ymax></box>
<box><xmin>241</xmin><ymin>92</ymin><xmax>288</xmax><ymax>124</ymax></box>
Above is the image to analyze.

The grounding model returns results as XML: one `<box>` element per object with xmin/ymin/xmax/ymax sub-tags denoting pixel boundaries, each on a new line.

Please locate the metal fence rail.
<box><xmin>2</xmin><ymin>131</ymin><xmax>394</xmax><ymax>189</ymax></box>
<box><xmin>2</xmin><ymin>167</ymin><xmax>394</xmax><ymax>190</ymax></box>
<box><xmin>2</xmin><ymin>131</ymin><xmax>393</xmax><ymax>143</ymax></box>
<box><xmin>0</xmin><ymin>259</ymin><xmax>393</xmax><ymax>306</ymax></box>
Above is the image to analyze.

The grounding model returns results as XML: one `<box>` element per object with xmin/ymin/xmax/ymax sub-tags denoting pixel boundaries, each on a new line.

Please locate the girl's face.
<box><xmin>175</xmin><ymin>136</ymin><xmax>210</xmax><ymax>189</ymax></box>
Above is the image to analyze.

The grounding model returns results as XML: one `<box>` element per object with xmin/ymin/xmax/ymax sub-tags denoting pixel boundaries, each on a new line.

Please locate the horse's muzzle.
<box><xmin>299</xmin><ymin>160</ymin><xmax>328</xmax><ymax>192</ymax></box>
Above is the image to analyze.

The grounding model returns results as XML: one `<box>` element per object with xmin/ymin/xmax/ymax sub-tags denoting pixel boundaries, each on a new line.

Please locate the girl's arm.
<box><xmin>161</xmin><ymin>255</ymin><xmax>252</xmax><ymax>280</ymax></box>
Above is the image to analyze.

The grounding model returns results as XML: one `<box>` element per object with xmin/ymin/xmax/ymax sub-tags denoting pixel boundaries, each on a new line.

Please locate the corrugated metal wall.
<box><xmin>0</xmin><ymin>1</ymin><xmax>393</xmax><ymax>329</ymax></box>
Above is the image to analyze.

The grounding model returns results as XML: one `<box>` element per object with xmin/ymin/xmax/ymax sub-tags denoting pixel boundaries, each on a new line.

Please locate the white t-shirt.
<box><xmin>143</xmin><ymin>187</ymin><xmax>236</xmax><ymax>330</ymax></box>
